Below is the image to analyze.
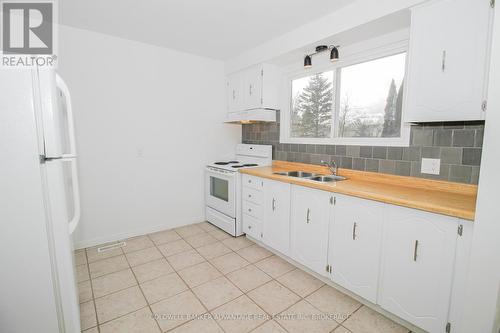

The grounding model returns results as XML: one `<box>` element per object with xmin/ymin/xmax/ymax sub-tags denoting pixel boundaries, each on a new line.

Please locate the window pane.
<box><xmin>338</xmin><ymin>53</ymin><xmax>406</xmax><ymax>138</ymax></box>
<box><xmin>290</xmin><ymin>71</ymin><xmax>334</xmax><ymax>138</ymax></box>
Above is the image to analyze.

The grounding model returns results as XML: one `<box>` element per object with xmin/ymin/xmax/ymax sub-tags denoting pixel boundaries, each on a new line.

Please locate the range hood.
<box><xmin>224</xmin><ymin>109</ymin><xmax>277</xmax><ymax>124</ymax></box>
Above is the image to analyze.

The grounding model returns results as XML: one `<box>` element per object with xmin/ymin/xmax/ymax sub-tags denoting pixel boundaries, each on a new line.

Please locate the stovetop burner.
<box><xmin>214</xmin><ymin>161</ymin><xmax>240</xmax><ymax>165</ymax></box>
<box><xmin>231</xmin><ymin>163</ymin><xmax>259</xmax><ymax>168</ymax></box>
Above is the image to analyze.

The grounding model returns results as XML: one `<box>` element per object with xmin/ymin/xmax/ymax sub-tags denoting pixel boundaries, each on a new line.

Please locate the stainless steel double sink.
<box><xmin>272</xmin><ymin>170</ymin><xmax>347</xmax><ymax>182</ymax></box>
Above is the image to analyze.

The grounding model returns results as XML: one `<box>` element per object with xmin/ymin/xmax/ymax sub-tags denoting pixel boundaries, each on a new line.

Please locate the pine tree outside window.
<box><xmin>291</xmin><ymin>71</ymin><xmax>334</xmax><ymax>138</ymax></box>
<box><xmin>282</xmin><ymin>48</ymin><xmax>410</xmax><ymax>147</ymax></box>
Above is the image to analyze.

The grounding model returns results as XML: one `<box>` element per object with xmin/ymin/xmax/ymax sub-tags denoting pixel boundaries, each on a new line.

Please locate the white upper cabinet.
<box><xmin>226</xmin><ymin>71</ymin><xmax>244</xmax><ymax>112</ymax></box>
<box><xmin>290</xmin><ymin>186</ymin><xmax>332</xmax><ymax>276</ymax></box>
<box><xmin>378</xmin><ymin>205</ymin><xmax>458</xmax><ymax>333</ymax></box>
<box><xmin>226</xmin><ymin>63</ymin><xmax>281</xmax><ymax>112</ymax></box>
<box><xmin>244</xmin><ymin>65</ymin><xmax>264</xmax><ymax>110</ymax></box>
<box><xmin>405</xmin><ymin>0</ymin><xmax>493</xmax><ymax>122</ymax></box>
<box><xmin>328</xmin><ymin>194</ymin><xmax>384</xmax><ymax>303</ymax></box>
<box><xmin>262</xmin><ymin>179</ymin><xmax>291</xmax><ymax>255</ymax></box>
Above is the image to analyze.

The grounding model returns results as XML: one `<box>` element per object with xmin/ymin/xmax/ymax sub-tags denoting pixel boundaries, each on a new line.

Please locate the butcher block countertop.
<box><xmin>239</xmin><ymin>161</ymin><xmax>478</xmax><ymax>221</ymax></box>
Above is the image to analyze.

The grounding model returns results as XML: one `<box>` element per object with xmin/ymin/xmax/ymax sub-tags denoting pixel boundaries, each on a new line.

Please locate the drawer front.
<box><xmin>243</xmin><ymin>214</ymin><xmax>262</xmax><ymax>239</ymax></box>
<box><xmin>242</xmin><ymin>174</ymin><xmax>263</xmax><ymax>191</ymax></box>
<box><xmin>242</xmin><ymin>200</ymin><xmax>262</xmax><ymax>220</ymax></box>
<box><xmin>242</xmin><ymin>187</ymin><xmax>263</xmax><ymax>205</ymax></box>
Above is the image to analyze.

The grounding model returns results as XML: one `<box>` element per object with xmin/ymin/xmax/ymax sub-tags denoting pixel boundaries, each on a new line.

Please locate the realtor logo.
<box><xmin>2</xmin><ymin>1</ymin><xmax>52</xmax><ymax>54</ymax></box>
<box><xmin>1</xmin><ymin>0</ymin><xmax>57</xmax><ymax>67</ymax></box>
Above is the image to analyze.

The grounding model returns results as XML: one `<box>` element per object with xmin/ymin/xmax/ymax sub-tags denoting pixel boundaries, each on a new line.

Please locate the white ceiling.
<box><xmin>60</xmin><ymin>0</ymin><xmax>354</xmax><ymax>60</ymax></box>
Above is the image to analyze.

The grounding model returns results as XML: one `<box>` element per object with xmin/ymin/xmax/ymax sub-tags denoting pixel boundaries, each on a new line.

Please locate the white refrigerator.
<box><xmin>0</xmin><ymin>67</ymin><xmax>82</xmax><ymax>332</ymax></box>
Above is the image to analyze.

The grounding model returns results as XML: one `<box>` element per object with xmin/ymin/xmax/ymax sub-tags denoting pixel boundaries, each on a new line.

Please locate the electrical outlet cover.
<box><xmin>421</xmin><ymin>158</ymin><xmax>441</xmax><ymax>175</ymax></box>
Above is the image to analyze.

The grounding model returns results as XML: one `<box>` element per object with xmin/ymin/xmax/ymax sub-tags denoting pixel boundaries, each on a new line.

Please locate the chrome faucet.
<box><xmin>321</xmin><ymin>160</ymin><xmax>338</xmax><ymax>176</ymax></box>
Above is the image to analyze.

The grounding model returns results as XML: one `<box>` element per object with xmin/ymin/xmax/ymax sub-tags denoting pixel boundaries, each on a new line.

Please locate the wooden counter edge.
<box><xmin>239</xmin><ymin>161</ymin><xmax>477</xmax><ymax>221</ymax></box>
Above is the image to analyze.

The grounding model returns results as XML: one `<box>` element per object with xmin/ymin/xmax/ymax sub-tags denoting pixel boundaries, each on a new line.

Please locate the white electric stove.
<box><xmin>205</xmin><ymin>144</ymin><xmax>272</xmax><ymax>236</ymax></box>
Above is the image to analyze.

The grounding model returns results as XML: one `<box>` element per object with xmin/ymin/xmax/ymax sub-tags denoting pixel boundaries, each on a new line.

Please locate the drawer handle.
<box><xmin>414</xmin><ymin>240</ymin><xmax>419</xmax><ymax>262</ymax></box>
<box><xmin>352</xmin><ymin>222</ymin><xmax>357</xmax><ymax>240</ymax></box>
<box><xmin>306</xmin><ymin>208</ymin><xmax>310</xmax><ymax>224</ymax></box>
<box><xmin>248</xmin><ymin>225</ymin><xmax>252</xmax><ymax>230</ymax></box>
<box><xmin>272</xmin><ymin>198</ymin><xmax>276</xmax><ymax>211</ymax></box>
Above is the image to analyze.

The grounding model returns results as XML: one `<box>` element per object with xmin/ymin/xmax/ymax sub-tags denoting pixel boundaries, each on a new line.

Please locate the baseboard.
<box><xmin>74</xmin><ymin>218</ymin><xmax>206</xmax><ymax>249</ymax></box>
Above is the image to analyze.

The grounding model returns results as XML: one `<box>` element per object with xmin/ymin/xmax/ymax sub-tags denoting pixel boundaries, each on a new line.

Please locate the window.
<box><xmin>283</xmin><ymin>50</ymin><xmax>409</xmax><ymax>146</ymax></box>
<box><xmin>291</xmin><ymin>71</ymin><xmax>334</xmax><ymax>138</ymax></box>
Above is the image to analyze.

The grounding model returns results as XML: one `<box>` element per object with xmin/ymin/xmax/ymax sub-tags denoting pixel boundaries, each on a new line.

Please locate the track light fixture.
<box><xmin>304</xmin><ymin>55</ymin><xmax>312</xmax><ymax>68</ymax></box>
<box><xmin>330</xmin><ymin>46</ymin><xmax>339</xmax><ymax>62</ymax></box>
<box><xmin>303</xmin><ymin>44</ymin><xmax>340</xmax><ymax>68</ymax></box>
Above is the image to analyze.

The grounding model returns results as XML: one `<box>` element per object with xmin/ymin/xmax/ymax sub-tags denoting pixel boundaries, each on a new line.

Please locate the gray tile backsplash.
<box><xmin>242</xmin><ymin>112</ymin><xmax>484</xmax><ymax>184</ymax></box>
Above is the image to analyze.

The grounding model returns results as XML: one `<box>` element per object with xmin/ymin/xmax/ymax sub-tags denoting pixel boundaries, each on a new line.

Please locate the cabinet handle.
<box><xmin>248</xmin><ymin>194</ymin><xmax>252</xmax><ymax>198</ymax></box>
<box><xmin>272</xmin><ymin>198</ymin><xmax>276</xmax><ymax>211</ymax></box>
<box><xmin>352</xmin><ymin>222</ymin><xmax>357</xmax><ymax>240</ymax></box>
<box><xmin>248</xmin><ymin>179</ymin><xmax>252</xmax><ymax>184</ymax></box>
<box><xmin>441</xmin><ymin>50</ymin><xmax>446</xmax><ymax>72</ymax></box>
<box><xmin>248</xmin><ymin>208</ymin><xmax>252</xmax><ymax>212</ymax></box>
<box><xmin>248</xmin><ymin>225</ymin><xmax>252</xmax><ymax>230</ymax></box>
<box><xmin>413</xmin><ymin>240</ymin><xmax>419</xmax><ymax>262</ymax></box>
<box><xmin>232</xmin><ymin>89</ymin><xmax>236</xmax><ymax>100</ymax></box>
<box><xmin>306</xmin><ymin>208</ymin><xmax>310</xmax><ymax>224</ymax></box>
<box><xmin>249</xmin><ymin>84</ymin><xmax>253</xmax><ymax>96</ymax></box>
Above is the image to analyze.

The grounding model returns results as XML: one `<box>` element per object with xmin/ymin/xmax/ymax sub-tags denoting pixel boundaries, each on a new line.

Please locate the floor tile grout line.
<box><xmin>152</xmin><ymin>228</ymin><xmax>278</xmax><ymax>331</ymax></box>
<box><xmin>84</xmin><ymin>231</ymin><xmax>296</xmax><ymax>328</ymax></box>
<box><xmin>81</xmin><ymin>228</ymin><xmax>265</xmax><ymax>330</ymax></box>
<box><xmin>191</xmin><ymin>239</ymin><xmax>300</xmax><ymax>331</ymax></box>
<box><xmin>151</xmin><ymin>231</ymin><xmax>229</xmax><ymax>333</ymax></box>
<box><xmin>79</xmin><ymin>224</ymin><xmax>406</xmax><ymax>333</ymax></box>
<box><xmin>83</xmin><ymin>246</ymin><xmax>100</xmax><ymax>332</ymax></box>
<box><xmin>90</xmin><ymin>268</ymin><xmax>138</xmax><ymax>300</ymax></box>
<box><xmin>121</xmin><ymin>248</ymin><xmax>164</xmax><ymax>333</ymax></box>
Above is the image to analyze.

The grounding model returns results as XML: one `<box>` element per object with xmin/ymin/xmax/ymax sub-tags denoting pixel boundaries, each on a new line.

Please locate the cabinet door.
<box><xmin>290</xmin><ymin>186</ymin><xmax>331</xmax><ymax>275</ymax></box>
<box><xmin>329</xmin><ymin>194</ymin><xmax>383</xmax><ymax>303</ymax></box>
<box><xmin>378</xmin><ymin>205</ymin><xmax>458</xmax><ymax>333</ymax></box>
<box><xmin>262</xmin><ymin>179</ymin><xmax>291</xmax><ymax>255</ymax></box>
<box><xmin>226</xmin><ymin>71</ymin><xmax>243</xmax><ymax>112</ymax></box>
<box><xmin>244</xmin><ymin>65</ymin><xmax>263</xmax><ymax>110</ymax></box>
<box><xmin>405</xmin><ymin>0</ymin><xmax>492</xmax><ymax>122</ymax></box>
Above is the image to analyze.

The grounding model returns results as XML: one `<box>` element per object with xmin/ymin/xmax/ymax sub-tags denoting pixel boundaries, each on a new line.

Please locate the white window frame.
<box><xmin>280</xmin><ymin>39</ymin><xmax>411</xmax><ymax>147</ymax></box>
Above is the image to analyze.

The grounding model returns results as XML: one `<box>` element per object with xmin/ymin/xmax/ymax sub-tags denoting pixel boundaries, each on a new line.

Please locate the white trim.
<box><xmin>280</xmin><ymin>36</ymin><xmax>411</xmax><ymax>147</ymax></box>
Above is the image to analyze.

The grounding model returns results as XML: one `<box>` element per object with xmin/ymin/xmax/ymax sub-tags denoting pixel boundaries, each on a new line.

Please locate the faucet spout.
<box><xmin>321</xmin><ymin>160</ymin><xmax>338</xmax><ymax>176</ymax></box>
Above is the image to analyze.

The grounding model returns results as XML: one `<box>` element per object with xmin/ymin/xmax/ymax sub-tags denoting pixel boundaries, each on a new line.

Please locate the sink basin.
<box><xmin>273</xmin><ymin>171</ymin><xmax>347</xmax><ymax>182</ymax></box>
<box><xmin>309</xmin><ymin>175</ymin><xmax>347</xmax><ymax>182</ymax></box>
<box><xmin>273</xmin><ymin>171</ymin><xmax>318</xmax><ymax>178</ymax></box>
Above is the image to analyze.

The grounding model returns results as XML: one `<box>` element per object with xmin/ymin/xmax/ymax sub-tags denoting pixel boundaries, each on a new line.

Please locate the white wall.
<box><xmin>460</xmin><ymin>3</ymin><xmax>500</xmax><ymax>332</ymax></box>
<box><xmin>58</xmin><ymin>26</ymin><xmax>241</xmax><ymax>248</ymax></box>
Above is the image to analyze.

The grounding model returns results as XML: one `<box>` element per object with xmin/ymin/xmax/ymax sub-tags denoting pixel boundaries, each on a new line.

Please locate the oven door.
<box><xmin>205</xmin><ymin>167</ymin><xmax>236</xmax><ymax>218</ymax></box>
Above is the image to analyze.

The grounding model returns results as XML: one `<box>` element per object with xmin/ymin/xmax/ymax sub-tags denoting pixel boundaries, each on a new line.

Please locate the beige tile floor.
<box><xmin>75</xmin><ymin>222</ymin><xmax>411</xmax><ymax>333</ymax></box>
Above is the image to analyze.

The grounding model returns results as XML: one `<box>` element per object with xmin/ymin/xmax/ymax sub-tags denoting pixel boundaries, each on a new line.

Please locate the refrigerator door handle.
<box><xmin>63</xmin><ymin>158</ymin><xmax>81</xmax><ymax>235</ymax></box>
<box><xmin>55</xmin><ymin>74</ymin><xmax>77</xmax><ymax>159</ymax></box>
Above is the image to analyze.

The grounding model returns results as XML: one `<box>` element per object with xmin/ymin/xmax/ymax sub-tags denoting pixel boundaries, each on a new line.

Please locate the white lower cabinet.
<box><xmin>246</xmin><ymin>175</ymin><xmax>469</xmax><ymax>333</ymax></box>
<box><xmin>290</xmin><ymin>186</ymin><xmax>332</xmax><ymax>276</ymax></box>
<box><xmin>328</xmin><ymin>194</ymin><xmax>384</xmax><ymax>303</ymax></box>
<box><xmin>262</xmin><ymin>179</ymin><xmax>291</xmax><ymax>255</ymax></box>
<box><xmin>378</xmin><ymin>205</ymin><xmax>459</xmax><ymax>333</ymax></box>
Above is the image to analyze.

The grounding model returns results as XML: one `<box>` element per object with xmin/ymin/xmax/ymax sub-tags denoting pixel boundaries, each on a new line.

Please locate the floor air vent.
<box><xmin>97</xmin><ymin>241</ymin><xmax>126</xmax><ymax>253</ymax></box>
